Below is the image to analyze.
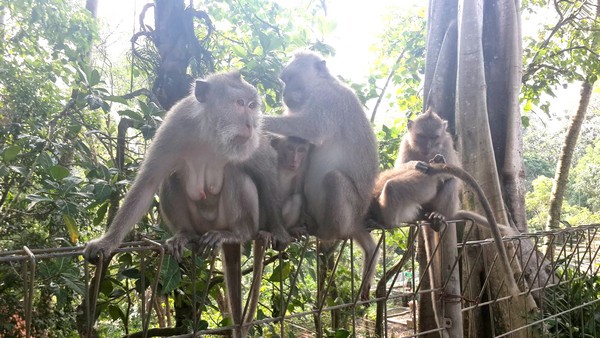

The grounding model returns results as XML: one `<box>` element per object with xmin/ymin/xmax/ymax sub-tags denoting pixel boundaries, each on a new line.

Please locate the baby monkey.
<box><xmin>271</xmin><ymin>136</ymin><xmax>311</xmax><ymax>234</ymax></box>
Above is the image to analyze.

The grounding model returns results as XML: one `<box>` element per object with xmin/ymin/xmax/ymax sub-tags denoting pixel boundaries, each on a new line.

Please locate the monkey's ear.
<box><xmin>195</xmin><ymin>80</ymin><xmax>210</xmax><ymax>102</ymax></box>
<box><xmin>316</xmin><ymin>60</ymin><xmax>328</xmax><ymax>76</ymax></box>
<box><xmin>407</xmin><ymin>120</ymin><xmax>413</xmax><ymax>130</ymax></box>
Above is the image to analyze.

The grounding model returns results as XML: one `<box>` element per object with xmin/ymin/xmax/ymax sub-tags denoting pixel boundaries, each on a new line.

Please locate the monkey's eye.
<box><xmin>236</xmin><ymin>99</ymin><xmax>245</xmax><ymax>106</ymax></box>
<box><xmin>248</xmin><ymin>101</ymin><xmax>257</xmax><ymax>109</ymax></box>
<box><xmin>298</xmin><ymin>148</ymin><xmax>307</xmax><ymax>153</ymax></box>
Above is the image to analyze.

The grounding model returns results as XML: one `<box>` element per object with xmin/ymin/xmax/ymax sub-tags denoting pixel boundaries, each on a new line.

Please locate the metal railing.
<box><xmin>0</xmin><ymin>221</ymin><xmax>598</xmax><ymax>337</ymax></box>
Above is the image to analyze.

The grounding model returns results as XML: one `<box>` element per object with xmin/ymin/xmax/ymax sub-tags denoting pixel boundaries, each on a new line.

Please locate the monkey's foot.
<box><xmin>271</xmin><ymin>230</ymin><xmax>293</xmax><ymax>251</ymax></box>
<box><xmin>195</xmin><ymin>230</ymin><xmax>238</xmax><ymax>257</ymax></box>
<box><xmin>425</xmin><ymin>212</ymin><xmax>446</xmax><ymax>232</ymax></box>
<box><xmin>255</xmin><ymin>230</ymin><xmax>272</xmax><ymax>245</ymax></box>
<box><xmin>165</xmin><ymin>235</ymin><xmax>190</xmax><ymax>262</ymax></box>
<box><xmin>287</xmin><ymin>225</ymin><xmax>308</xmax><ymax>239</ymax></box>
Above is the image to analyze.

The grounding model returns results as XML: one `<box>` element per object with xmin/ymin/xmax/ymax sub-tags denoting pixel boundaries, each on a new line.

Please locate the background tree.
<box><xmin>521</xmin><ymin>0</ymin><xmax>600</xmax><ymax>243</ymax></box>
<box><xmin>421</xmin><ymin>0</ymin><xmax>536</xmax><ymax>335</ymax></box>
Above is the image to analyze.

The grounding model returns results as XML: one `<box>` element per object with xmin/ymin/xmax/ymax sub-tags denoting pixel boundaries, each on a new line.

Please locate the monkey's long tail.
<box><xmin>417</xmin><ymin>162</ymin><xmax>525</xmax><ymax>304</ymax></box>
<box><xmin>241</xmin><ymin>238</ymin><xmax>267</xmax><ymax>333</ymax></box>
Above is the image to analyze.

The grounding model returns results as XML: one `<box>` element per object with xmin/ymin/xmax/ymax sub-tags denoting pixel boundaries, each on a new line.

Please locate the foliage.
<box><xmin>203</xmin><ymin>0</ymin><xmax>333</xmax><ymax>111</ymax></box>
<box><xmin>542</xmin><ymin>266</ymin><xmax>600</xmax><ymax>337</ymax></box>
<box><xmin>572</xmin><ymin>137</ymin><xmax>600</xmax><ymax>212</ymax></box>
<box><xmin>521</xmin><ymin>0</ymin><xmax>600</xmax><ymax>117</ymax></box>
<box><xmin>357</xmin><ymin>5</ymin><xmax>426</xmax><ymax>168</ymax></box>
<box><xmin>525</xmin><ymin>176</ymin><xmax>600</xmax><ymax>231</ymax></box>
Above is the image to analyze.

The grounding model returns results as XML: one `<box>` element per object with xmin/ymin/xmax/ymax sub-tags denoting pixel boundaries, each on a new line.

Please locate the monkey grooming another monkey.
<box><xmin>395</xmin><ymin>108</ymin><xmax>460</xmax><ymax>221</ymax></box>
<box><xmin>263</xmin><ymin>51</ymin><xmax>380</xmax><ymax>301</ymax></box>
<box><xmin>83</xmin><ymin>71</ymin><xmax>285</xmax><ymax>336</ymax></box>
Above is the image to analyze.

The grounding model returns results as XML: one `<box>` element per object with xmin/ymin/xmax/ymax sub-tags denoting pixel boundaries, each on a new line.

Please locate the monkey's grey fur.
<box><xmin>271</xmin><ymin>136</ymin><xmax>311</xmax><ymax>234</ymax></box>
<box><xmin>395</xmin><ymin>108</ymin><xmax>461</xmax><ymax>219</ymax></box>
<box><xmin>83</xmin><ymin>71</ymin><xmax>288</xmax><ymax>336</ymax></box>
<box><xmin>263</xmin><ymin>51</ymin><xmax>380</xmax><ymax>300</ymax></box>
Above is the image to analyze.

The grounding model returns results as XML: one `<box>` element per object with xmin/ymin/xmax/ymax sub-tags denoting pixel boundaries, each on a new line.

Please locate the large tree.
<box><xmin>422</xmin><ymin>0</ymin><xmax>537</xmax><ymax>335</ymax></box>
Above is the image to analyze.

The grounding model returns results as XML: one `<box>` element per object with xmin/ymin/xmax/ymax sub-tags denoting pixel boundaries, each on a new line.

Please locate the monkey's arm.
<box><xmin>83</xmin><ymin>132</ymin><xmax>182</xmax><ymax>263</ymax></box>
<box><xmin>262</xmin><ymin>113</ymin><xmax>332</xmax><ymax>145</ymax></box>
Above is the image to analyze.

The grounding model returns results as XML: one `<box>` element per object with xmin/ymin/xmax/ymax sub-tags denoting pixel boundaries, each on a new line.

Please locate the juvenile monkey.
<box><xmin>82</xmin><ymin>71</ymin><xmax>286</xmax><ymax>335</ymax></box>
<box><xmin>263</xmin><ymin>51</ymin><xmax>380</xmax><ymax>300</ymax></box>
<box><xmin>271</xmin><ymin>136</ymin><xmax>311</xmax><ymax>233</ymax></box>
<box><xmin>395</xmin><ymin>108</ymin><xmax>461</xmax><ymax>220</ymax></box>
<box><xmin>371</xmin><ymin>158</ymin><xmax>523</xmax><ymax>316</ymax></box>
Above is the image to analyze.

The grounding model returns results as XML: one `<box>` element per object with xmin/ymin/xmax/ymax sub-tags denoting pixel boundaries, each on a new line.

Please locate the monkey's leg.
<box><xmin>422</xmin><ymin>223</ymin><xmax>444</xmax><ymax>335</ymax></box>
<box><xmin>353</xmin><ymin>231</ymin><xmax>379</xmax><ymax>301</ymax></box>
<box><xmin>318</xmin><ymin>170</ymin><xmax>361</xmax><ymax>239</ymax></box>
<box><xmin>318</xmin><ymin>171</ymin><xmax>380</xmax><ymax>300</ymax></box>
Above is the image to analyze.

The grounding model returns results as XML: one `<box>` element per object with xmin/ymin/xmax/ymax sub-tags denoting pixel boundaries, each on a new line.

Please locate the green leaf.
<box><xmin>0</xmin><ymin>164</ymin><xmax>9</xmax><ymax>177</ymax></box>
<box><xmin>160</xmin><ymin>256</ymin><xmax>182</xmax><ymax>295</ymax></box>
<box><xmin>62</xmin><ymin>214</ymin><xmax>79</xmax><ymax>243</ymax></box>
<box><xmin>9</xmin><ymin>165</ymin><xmax>28</xmax><ymax>176</ymax></box>
<box><xmin>93</xmin><ymin>202</ymin><xmax>109</xmax><ymax>226</ymax></box>
<box><xmin>269</xmin><ymin>261</ymin><xmax>291</xmax><ymax>282</ymax></box>
<box><xmin>93</xmin><ymin>182</ymin><xmax>113</xmax><ymax>201</ymax></box>
<box><xmin>118</xmin><ymin>109</ymin><xmax>143</xmax><ymax>122</ymax></box>
<box><xmin>108</xmin><ymin>304</ymin><xmax>126</xmax><ymax>322</ymax></box>
<box><xmin>89</xmin><ymin>69</ymin><xmax>101</xmax><ymax>87</ymax></box>
<box><xmin>104</xmin><ymin>95</ymin><xmax>129</xmax><ymax>105</ymax></box>
<box><xmin>3</xmin><ymin>145</ymin><xmax>22</xmax><ymax>161</ymax></box>
<box><xmin>50</xmin><ymin>165</ymin><xmax>70</xmax><ymax>180</ymax></box>
<box><xmin>37</xmin><ymin>151</ymin><xmax>54</xmax><ymax>169</ymax></box>
<box><xmin>121</xmin><ymin>268</ymin><xmax>141</xmax><ymax>279</ymax></box>
<box><xmin>334</xmin><ymin>329</ymin><xmax>351</xmax><ymax>338</ymax></box>
<box><xmin>26</xmin><ymin>194</ymin><xmax>52</xmax><ymax>210</ymax></box>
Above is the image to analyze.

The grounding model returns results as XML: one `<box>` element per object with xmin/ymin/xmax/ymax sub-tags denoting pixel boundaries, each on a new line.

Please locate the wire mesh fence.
<box><xmin>0</xmin><ymin>221</ymin><xmax>598</xmax><ymax>337</ymax></box>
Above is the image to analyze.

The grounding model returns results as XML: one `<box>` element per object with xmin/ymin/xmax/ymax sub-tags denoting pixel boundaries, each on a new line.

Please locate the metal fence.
<box><xmin>0</xmin><ymin>221</ymin><xmax>598</xmax><ymax>337</ymax></box>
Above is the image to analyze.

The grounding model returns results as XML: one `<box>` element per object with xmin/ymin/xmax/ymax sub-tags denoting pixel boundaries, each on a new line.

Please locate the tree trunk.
<box><xmin>482</xmin><ymin>0</ymin><xmax>528</xmax><ymax>232</ymax></box>
<box><xmin>545</xmin><ymin>79</ymin><xmax>595</xmax><ymax>257</ymax></box>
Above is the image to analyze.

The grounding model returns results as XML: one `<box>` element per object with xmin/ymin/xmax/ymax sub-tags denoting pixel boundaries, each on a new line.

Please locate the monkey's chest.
<box><xmin>182</xmin><ymin>155</ymin><xmax>226</xmax><ymax>201</ymax></box>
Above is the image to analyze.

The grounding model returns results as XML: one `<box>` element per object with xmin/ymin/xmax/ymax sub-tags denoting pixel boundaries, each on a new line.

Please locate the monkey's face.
<box><xmin>278</xmin><ymin>140</ymin><xmax>309</xmax><ymax>171</ymax></box>
<box><xmin>216</xmin><ymin>93</ymin><xmax>262</xmax><ymax>162</ymax></box>
<box><xmin>410</xmin><ymin>124</ymin><xmax>445</xmax><ymax>156</ymax></box>
<box><xmin>280</xmin><ymin>70</ymin><xmax>307</xmax><ymax>111</ymax></box>
<box><xmin>200</xmin><ymin>72</ymin><xmax>263</xmax><ymax>162</ymax></box>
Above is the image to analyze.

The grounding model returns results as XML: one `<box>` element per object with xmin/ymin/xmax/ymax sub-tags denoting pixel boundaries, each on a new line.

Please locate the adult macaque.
<box><xmin>271</xmin><ymin>136</ymin><xmax>311</xmax><ymax>233</ymax></box>
<box><xmin>82</xmin><ymin>71</ymin><xmax>287</xmax><ymax>335</ymax></box>
<box><xmin>395</xmin><ymin>108</ymin><xmax>460</xmax><ymax>220</ymax></box>
<box><xmin>263</xmin><ymin>51</ymin><xmax>380</xmax><ymax>300</ymax></box>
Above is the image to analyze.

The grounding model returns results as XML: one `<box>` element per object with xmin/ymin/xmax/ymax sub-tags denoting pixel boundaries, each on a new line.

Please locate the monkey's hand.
<box><xmin>429</xmin><ymin>154</ymin><xmax>446</xmax><ymax>164</ymax></box>
<box><xmin>83</xmin><ymin>237</ymin><xmax>118</xmax><ymax>264</ymax></box>
<box><xmin>424</xmin><ymin>212</ymin><xmax>446</xmax><ymax>232</ymax></box>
